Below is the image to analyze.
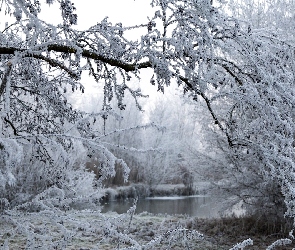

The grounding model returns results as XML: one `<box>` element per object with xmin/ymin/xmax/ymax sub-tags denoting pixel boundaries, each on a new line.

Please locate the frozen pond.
<box><xmin>101</xmin><ymin>195</ymin><xmax>220</xmax><ymax>218</ymax></box>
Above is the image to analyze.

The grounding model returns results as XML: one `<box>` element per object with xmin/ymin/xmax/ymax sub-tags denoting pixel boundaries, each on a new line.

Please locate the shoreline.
<box><xmin>101</xmin><ymin>182</ymin><xmax>209</xmax><ymax>202</ymax></box>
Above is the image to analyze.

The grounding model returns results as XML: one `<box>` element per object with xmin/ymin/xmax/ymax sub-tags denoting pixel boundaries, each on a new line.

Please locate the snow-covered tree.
<box><xmin>137</xmin><ymin>88</ymin><xmax>200</xmax><ymax>192</ymax></box>
<box><xmin>225</xmin><ymin>0</ymin><xmax>295</xmax><ymax>37</ymax></box>
<box><xmin>189</xmin><ymin>0</ymin><xmax>295</xmax><ymax>219</ymax></box>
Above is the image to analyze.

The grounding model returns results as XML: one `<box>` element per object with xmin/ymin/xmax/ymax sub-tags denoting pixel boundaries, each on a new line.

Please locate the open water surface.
<box><xmin>101</xmin><ymin>195</ymin><xmax>220</xmax><ymax>218</ymax></box>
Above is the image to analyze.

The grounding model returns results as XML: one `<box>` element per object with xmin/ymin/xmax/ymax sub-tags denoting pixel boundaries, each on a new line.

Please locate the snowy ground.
<box><xmin>0</xmin><ymin>209</ymin><xmax>204</xmax><ymax>249</ymax></box>
<box><xmin>1</xmin><ymin>209</ymin><xmax>293</xmax><ymax>249</ymax></box>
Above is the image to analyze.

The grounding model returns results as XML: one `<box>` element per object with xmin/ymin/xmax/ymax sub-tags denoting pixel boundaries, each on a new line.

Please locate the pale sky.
<box><xmin>40</xmin><ymin>0</ymin><xmax>154</xmax><ymax>33</ymax></box>
<box><xmin>65</xmin><ymin>0</ymin><xmax>161</xmax><ymax>113</ymax></box>
<box><xmin>73</xmin><ymin>0</ymin><xmax>154</xmax><ymax>28</ymax></box>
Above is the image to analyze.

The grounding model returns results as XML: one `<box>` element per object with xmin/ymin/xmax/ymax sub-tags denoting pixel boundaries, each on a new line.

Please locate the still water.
<box><xmin>101</xmin><ymin>195</ymin><xmax>220</xmax><ymax>218</ymax></box>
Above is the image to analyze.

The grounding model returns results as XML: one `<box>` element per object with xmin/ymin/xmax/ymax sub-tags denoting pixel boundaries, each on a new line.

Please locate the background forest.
<box><xmin>0</xmin><ymin>0</ymin><xmax>295</xmax><ymax>249</ymax></box>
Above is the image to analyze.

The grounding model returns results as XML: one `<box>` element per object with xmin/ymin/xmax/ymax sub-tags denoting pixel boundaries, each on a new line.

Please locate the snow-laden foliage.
<box><xmin>180</xmin><ymin>0</ymin><xmax>295</xmax><ymax>220</ymax></box>
<box><xmin>229</xmin><ymin>238</ymin><xmax>253</xmax><ymax>250</ymax></box>
<box><xmin>225</xmin><ymin>0</ymin><xmax>295</xmax><ymax>39</ymax></box>
<box><xmin>266</xmin><ymin>238</ymin><xmax>292</xmax><ymax>250</ymax></box>
<box><xmin>0</xmin><ymin>0</ymin><xmax>295</xmax><ymax>248</ymax></box>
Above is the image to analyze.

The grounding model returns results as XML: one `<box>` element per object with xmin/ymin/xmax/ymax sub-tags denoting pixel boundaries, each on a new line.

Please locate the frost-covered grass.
<box><xmin>1</xmin><ymin>209</ymin><xmax>294</xmax><ymax>249</ymax></box>
<box><xmin>0</xmin><ymin>209</ymin><xmax>204</xmax><ymax>249</ymax></box>
<box><xmin>192</xmin><ymin>216</ymin><xmax>294</xmax><ymax>249</ymax></box>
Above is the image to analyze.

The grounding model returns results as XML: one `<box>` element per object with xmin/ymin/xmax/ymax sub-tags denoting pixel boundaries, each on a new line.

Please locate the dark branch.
<box><xmin>32</xmin><ymin>53</ymin><xmax>80</xmax><ymax>79</ymax></box>
<box><xmin>4</xmin><ymin>117</ymin><xmax>19</xmax><ymax>136</ymax></box>
<box><xmin>0</xmin><ymin>62</ymin><xmax>13</xmax><ymax>98</ymax></box>
<box><xmin>217</xmin><ymin>62</ymin><xmax>243</xmax><ymax>86</ymax></box>
<box><xmin>179</xmin><ymin>75</ymin><xmax>234</xmax><ymax>147</ymax></box>
<box><xmin>0</xmin><ymin>45</ymin><xmax>152</xmax><ymax>74</ymax></box>
<box><xmin>0</xmin><ymin>45</ymin><xmax>246</xmax><ymax>87</ymax></box>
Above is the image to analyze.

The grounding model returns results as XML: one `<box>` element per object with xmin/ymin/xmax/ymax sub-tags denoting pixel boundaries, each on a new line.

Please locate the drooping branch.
<box><xmin>32</xmin><ymin>53</ymin><xmax>80</xmax><ymax>79</ymax></box>
<box><xmin>0</xmin><ymin>45</ymin><xmax>152</xmax><ymax>74</ymax></box>
<box><xmin>46</xmin><ymin>44</ymin><xmax>152</xmax><ymax>71</ymax></box>
<box><xmin>0</xmin><ymin>45</ymin><xmax>248</xmax><ymax>86</ymax></box>
<box><xmin>214</xmin><ymin>58</ymin><xmax>257</xmax><ymax>85</ymax></box>
<box><xmin>0</xmin><ymin>44</ymin><xmax>242</xmax><ymax>147</ymax></box>
<box><xmin>179</xmin><ymin>75</ymin><xmax>234</xmax><ymax>147</ymax></box>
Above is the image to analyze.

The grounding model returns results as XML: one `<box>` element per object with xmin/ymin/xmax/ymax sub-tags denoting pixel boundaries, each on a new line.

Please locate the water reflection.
<box><xmin>101</xmin><ymin>195</ymin><xmax>220</xmax><ymax>218</ymax></box>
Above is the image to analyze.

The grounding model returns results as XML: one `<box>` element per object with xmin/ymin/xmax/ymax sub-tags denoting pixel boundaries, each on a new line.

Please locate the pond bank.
<box><xmin>101</xmin><ymin>182</ymin><xmax>209</xmax><ymax>202</ymax></box>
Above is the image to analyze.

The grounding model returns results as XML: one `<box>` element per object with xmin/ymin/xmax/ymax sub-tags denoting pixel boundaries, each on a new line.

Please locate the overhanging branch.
<box><xmin>0</xmin><ymin>44</ymin><xmax>241</xmax><ymax>147</ymax></box>
<box><xmin>0</xmin><ymin>45</ymin><xmax>152</xmax><ymax>74</ymax></box>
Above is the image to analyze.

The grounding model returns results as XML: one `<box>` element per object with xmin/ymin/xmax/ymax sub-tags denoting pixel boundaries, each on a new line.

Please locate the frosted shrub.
<box><xmin>266</xmin><ymin>239</ymin><xmax>292</xmax><ymax>250</ymax></box>
<box><xmin>229</xmin><ymin>239</ymin><xmax>253</xmax><ymax>250</ymax></box>
<box><xmin>0</xmin><ymin>134</ymin><xmax>110</xmax><ymax>211</ymax></box>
